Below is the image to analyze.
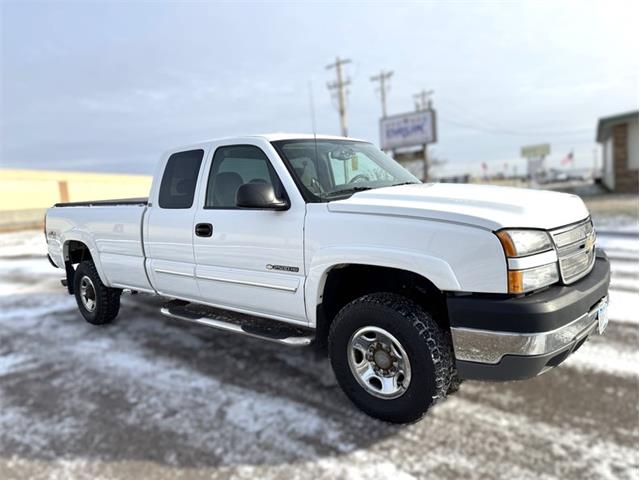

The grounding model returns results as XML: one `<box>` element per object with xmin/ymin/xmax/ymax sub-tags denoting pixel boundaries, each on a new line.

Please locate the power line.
<box><xmin>439</xmin><ymin>115</ymin><xmax>593</xmax><ymax>137</ymax></box>
<box><xmin>441</xmin><ymin>98</ymin><xmax>517</xmax><ymax>131</ymax></box>
<box><xmin>370</xmin><ymin>69</ymin><xmax>393</xmax><ymax>118</ymax></box>
<box><xmin>438</xmin><ymin>98</ymin><xmax>592</xmax><ymax>135</ymax></box>
<box><xmin>326</xmin><ymin>56</ymin><xmax>351</xmax><ymax>137</ymax></box>
<box><xmin>441</xmin><ymin>97</ymin><xmax>594</xmax><ymax>135</ymax></box>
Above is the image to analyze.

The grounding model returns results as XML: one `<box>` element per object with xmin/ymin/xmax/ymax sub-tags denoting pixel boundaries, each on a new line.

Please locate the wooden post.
<box><xmin>58</xmin><ymin>181</ymin><xmax>69</xmax><ymax>203</ymax></box>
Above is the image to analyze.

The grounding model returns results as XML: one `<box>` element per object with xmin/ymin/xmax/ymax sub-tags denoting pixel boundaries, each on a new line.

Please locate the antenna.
<box><xmin>313</xmin><ymin>130</ymin><xmax>319</xmax><ymax>174</ymax></box>
<box><xmin>308</xmin><ymin>80</ymin><xmax>317</xmax><ymax>135</ymax></box>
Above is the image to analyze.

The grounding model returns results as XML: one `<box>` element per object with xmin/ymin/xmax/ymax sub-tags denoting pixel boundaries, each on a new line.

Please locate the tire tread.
<box><xmin>74</xmin><ymin>261</ymin><xmax>120</xmax><ymax>325</ymax></box>
<box><xmin>328</xmin><ymin>292</ymin><xmax>453</xmax><ymax>423</ymax></box>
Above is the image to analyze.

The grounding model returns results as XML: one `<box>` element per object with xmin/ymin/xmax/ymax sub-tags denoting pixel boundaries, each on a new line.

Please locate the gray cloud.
<box><xmin>1</xmin><ymin>1</ymin><xmax>637</xmax><ymax>175</ymax></box>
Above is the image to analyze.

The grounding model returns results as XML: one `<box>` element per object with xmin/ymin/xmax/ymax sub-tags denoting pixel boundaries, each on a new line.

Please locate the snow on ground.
<box><xmin>565</xmin><ymin>338</ymin><xmax>638</xmax><ymax>377</ymax></box>
<box><xmin>0</xmin><ymin>229</ymin><xmax>47</xmax><ymax>259</ymax></box>
<box><xmin>592</xmin><ymin>215</ymin><xmax>639</xmax><ymax>233</ymax></box>
<box><xmin>0</xmin><ymin>226</ymin><xmax>637</xmax><ymax>480</ymax></box>
<box><xmin>607</xmin><ymin>290</ymin><xmax>640</xmax><ymax>325</ymax></box>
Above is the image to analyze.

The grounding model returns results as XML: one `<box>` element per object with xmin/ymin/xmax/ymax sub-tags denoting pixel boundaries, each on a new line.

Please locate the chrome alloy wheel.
<box><xmin>348</xmin><ymin>326</ymin><xmax>412</xmax><ymax>399</ymax></box>
<box><xmin>79</xmin><ymin>276</ymin><xmax>97</xmax><ymax>312</ymax></box>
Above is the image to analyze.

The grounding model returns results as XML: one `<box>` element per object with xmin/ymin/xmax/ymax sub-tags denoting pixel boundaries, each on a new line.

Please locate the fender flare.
<box><xmin>304</xmin><ymin>246</ymin><xmax>461</xmax><ymax>326</ymax></box>
<box><xmin>61</xmin><ymin>231</ymin><xmax>110</xmax><ymax>286</ymax></box>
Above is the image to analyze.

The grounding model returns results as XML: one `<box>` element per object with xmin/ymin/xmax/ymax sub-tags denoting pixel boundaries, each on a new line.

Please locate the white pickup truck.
<box><xmin>46</xmin><ymin>134</ymin><xmax>610</xmax><ymax>423</ymax></box>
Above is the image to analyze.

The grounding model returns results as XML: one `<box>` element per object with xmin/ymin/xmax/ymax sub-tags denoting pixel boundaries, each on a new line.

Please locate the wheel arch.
<box><xmin>61</xmin><ymin>235</ymin><xmax>109</xmax><ymax>288</ymax></box>
<box><xmin>307</xmin><ymin>250</ymin><xmax>459</xmax><ymax>349</ymax></box>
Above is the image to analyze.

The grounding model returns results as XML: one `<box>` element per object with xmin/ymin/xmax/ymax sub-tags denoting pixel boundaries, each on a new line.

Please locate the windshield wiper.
<box><xmin>324</xmin><ymin>186</ymin><xmax>374</xmax><ymax>198</ymax></box>
<box><xmin>391</xmin><ymin>181</ymin><xmax>419</xmax><ymax>187</ymax></box>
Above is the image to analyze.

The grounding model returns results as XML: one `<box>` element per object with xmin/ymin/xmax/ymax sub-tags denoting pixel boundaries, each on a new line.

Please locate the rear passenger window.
<box><xmin>158</xmin><ymin>150</ymin><xmax>204</xmax><ymax>209</ymax></box>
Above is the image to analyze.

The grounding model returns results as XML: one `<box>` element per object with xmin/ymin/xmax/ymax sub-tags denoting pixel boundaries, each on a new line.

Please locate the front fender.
<box><xmin>304</xmin><ymin>246</ymin><xmax>461</xmax><ymax>326</ymax></box>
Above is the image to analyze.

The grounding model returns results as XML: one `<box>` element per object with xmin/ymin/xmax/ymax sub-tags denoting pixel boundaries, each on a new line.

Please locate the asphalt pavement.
<box><xmin>0</xmin><ymin>226</ymin><xmax>637</xmax><ymax>480</ymax></box>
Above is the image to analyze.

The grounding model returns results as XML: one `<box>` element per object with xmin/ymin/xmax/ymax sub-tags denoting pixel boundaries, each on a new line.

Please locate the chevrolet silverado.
<box><xmin>45</xmin><ymin>134</ymin><xmax>610</xmax><ymax>423</ymax></box>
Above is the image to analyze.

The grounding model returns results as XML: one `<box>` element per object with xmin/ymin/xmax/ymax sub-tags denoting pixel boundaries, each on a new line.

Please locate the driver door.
<box><xmin>192</xmin><ymin>142</ymin><xmax>307</xmax><ymax>323</ymax></box>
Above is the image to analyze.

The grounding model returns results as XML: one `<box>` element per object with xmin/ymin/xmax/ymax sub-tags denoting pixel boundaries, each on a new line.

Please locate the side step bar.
<box><xmin>160</xmin><ymin>300</ymin><xmax>314</xmax><ymax>347</ymax></box>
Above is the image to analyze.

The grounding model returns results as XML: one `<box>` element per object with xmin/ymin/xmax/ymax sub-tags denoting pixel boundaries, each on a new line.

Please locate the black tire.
<box><xmin>445</xmin><ymin>332</ymin><xmax>465</xmax><ymax>395</ymax></box>
<box><xmin>73</xmin><ymin>261</ymin><xmax>121</xmax><ymax>325</ymax></box>
<box><xmin>447</xmin><ymin>367</ymin><xmax>465</xmax><ymax>395</ymax></box>
<box><xmin>328</xmin><ymin>292</ymin><xmax>452</xmax><ymax>423</ymax></box>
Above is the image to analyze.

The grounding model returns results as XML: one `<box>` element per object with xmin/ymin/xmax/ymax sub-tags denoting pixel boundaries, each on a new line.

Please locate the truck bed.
<box><xmin>46</xmin><ymin>199</ymin><xmax>152</xmax><ymax>292</ymax></box>
<box><xmin>53</xmin><ymin>197</ymin><xmax>148</xmax><ymax>208</ymax></box>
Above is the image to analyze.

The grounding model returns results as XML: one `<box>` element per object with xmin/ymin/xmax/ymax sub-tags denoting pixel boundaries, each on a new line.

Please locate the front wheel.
<box><xmin>73</xmin><ymin>261</ymin><xmax>121</xmax><ymax>325</ymax></box>
<box><xmin>328</xmin><ymin>293</ymin><xmax>453</xmax><ymax>423</ymax></box>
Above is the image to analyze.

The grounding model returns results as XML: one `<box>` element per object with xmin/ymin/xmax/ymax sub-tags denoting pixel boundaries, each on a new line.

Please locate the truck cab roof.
<box><xmin>165</xmin><ymin>133</ymin><xmax>369</xmax><ymax>154</ymax></box>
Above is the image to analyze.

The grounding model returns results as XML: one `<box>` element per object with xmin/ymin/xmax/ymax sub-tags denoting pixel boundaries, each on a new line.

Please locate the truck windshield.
<box><xmin>272</xmin><ymin>139</ymin><xmax>420</xmax><ymax>202</ymax></box>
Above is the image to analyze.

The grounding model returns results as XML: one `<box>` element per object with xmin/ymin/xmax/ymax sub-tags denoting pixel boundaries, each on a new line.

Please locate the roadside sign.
<box><xmin>520</xmin><ymin>144</ymin><xmax>550</xmax><ymax>158</ymax></box>
<box><xmin>521</xmin><ymin>143</ymin><xmax>550</xmax><ymax>185</ymax></box>
<box><xmin>380</xmin><ymin>110</ymin><xmax>436</xmax><ymax>150</ymax></box>
<box><xmin>527</xmin><ymin>157</ymin><xmax>545</xmax><ymax>177</ymax></box>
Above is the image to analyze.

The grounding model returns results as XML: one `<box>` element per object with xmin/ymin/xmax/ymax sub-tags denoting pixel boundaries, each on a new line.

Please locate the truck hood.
<box><xmin>327</xmin><ymin>183</ymin><xmax>590</xmax><ymax>230</ymax></box>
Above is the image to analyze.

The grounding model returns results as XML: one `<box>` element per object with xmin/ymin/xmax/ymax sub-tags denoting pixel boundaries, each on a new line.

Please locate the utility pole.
<box><xmin>413</xmin><ymin>89</ymin><xmax>434</xmax><ymax>181</ymax></box>
<box><xmin>326</xmin><ymin>56</ymin><xmax>351</xmax><ymax>137</ymax></box>
<box><xmin>370</xmin><ymin>69</ymin><xmax>393</xmax><ymax>118</ymax></box>
<box><xmin>413</xmin><ymin>89</ymin><xmax>433</xmax><ymax>111</ymax></box>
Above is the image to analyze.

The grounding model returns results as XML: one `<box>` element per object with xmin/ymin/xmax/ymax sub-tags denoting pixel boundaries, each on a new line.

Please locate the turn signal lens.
<box><xmin>508</xmin><ymin>263</ymin><xmax>559</xmax><ymax>294</ymax></box>
<box><xmin>496</xmin><ymin>231</ymin><xmax>517</xmax><ymax>257</ymax></box>
<box><xmin>507</xmin><ymin>270</ymin><xmax>524</xmax><ymax>293</ymax></box>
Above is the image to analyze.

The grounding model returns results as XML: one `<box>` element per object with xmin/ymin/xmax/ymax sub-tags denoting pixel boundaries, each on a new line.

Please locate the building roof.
<box><xmin>596</xmin><ymin>110</ymin><xmax>639</xmax><ymax>143</ymax></box>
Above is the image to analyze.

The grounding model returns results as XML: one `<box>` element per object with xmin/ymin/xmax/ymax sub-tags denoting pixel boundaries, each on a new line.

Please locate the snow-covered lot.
<box><xmin>0</xmin><ymin>225</ymin><xmax>638</xmax><ymax>480</ymax></box>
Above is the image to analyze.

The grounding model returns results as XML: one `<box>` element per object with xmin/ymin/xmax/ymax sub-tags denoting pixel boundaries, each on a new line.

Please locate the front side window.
<box><xmin>272</xmin><ymin>140</ymin><xmax>419</xmax><ymax>202</ymax></box>
<box><xmin>205</xmin><ymin>145</ymin><xmax>284</xmax><ymax>208</ymax></box>
<box><xmin>158</xmin><ymin>149</ymin><xmax>204</xmax><ymax>209</ymax></box>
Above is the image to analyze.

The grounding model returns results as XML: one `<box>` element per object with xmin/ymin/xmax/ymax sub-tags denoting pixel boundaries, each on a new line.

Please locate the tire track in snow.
<box><xmin>1</xmin><ymin>230</ymin><xmax>638</xmax><ymax>479</ymax></box>
<box><xmin>0</xmin><ymin>304</ymin><xmax>359</xmax><ymax>466</ymax></box>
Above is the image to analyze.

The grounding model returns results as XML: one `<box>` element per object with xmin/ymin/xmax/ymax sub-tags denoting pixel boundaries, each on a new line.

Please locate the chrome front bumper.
<box><xmin>451</xmin><ymin>296</ymin><xmax>608</xmax><ymax>365</ymax></box>
<box><xmin>447</xmin><ymin>251</ymin><xmax>610</xmax><ymax>381</ymax></box>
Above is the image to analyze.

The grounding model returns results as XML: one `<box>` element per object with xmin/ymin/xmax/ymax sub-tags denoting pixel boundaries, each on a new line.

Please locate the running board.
<box><xmin>160</xmin><ymin>300</ymin><xmax>314</xmax><ymax>347</ymax></box>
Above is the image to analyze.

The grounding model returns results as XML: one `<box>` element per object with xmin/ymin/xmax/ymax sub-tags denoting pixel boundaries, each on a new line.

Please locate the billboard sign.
<box><xmin>520</xmin><ymin>143</ymin><xmax>550</xmax><ymax>158</ymax></box>
<box><xmin>527</xmin><ymin>157</ymin><xmax>546</xmax><ymax>177</ymax></box>
<box><xmin>380</xmin><ymin>110</ymin><xmax>436</xmax><ymax>150</ymax></box>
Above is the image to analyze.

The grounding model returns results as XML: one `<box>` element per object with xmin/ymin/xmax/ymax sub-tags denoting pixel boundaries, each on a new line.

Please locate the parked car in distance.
<box><xmin>45</xmin><ymin>134</ymin><xmax>610</xmax><ymax>423</ymax></box>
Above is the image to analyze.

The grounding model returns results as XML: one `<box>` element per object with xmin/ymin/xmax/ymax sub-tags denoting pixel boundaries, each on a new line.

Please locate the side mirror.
<box><xmin>236</xmin><ymin>183</ymin><xmax>289</xmax><ymax>210</ymax></box>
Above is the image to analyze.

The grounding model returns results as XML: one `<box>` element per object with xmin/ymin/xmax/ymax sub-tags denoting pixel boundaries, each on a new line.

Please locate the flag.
<box><xmin>561</xmin><ymin>151</ymin><xmax>574</xmax><ymax>166</ymax></box>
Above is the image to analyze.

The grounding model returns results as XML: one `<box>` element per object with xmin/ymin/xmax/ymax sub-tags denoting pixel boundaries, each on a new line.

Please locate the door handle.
<box><xmin>195</xmin><ymin>223</ymin><xmax>213</xmax><ymax>237</ymax></box>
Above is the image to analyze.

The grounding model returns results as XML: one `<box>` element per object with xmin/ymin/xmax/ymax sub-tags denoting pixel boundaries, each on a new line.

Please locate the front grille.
<box><xmin>551</xmin><ymin>218</ymin><xmax>596</xmax><ymax>284</ymax></box>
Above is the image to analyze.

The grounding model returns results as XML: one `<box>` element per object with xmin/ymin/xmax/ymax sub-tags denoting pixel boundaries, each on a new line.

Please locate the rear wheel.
<box><xmin>328</xmin><ymin>292</ymin><xmax>453</xmax><ymax>423</ymax></box>
<box><xmin>73</xmin><ymin>261</ymin><xmax>121</xmax><ymax>325</ymax></box>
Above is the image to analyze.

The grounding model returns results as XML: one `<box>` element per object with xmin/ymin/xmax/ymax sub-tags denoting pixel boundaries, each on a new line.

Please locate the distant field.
<box><xmin>0</xmin><ymin>169</ymin><xmax>151</xmax><ymax>231</ymax></box>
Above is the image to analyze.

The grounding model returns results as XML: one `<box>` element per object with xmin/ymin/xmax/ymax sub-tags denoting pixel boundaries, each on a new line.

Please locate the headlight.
<box><xmin>496</xmin><ymin>229</ymin><xmax>558</xmax><ymax>293</ymax></box>
<box><xmin>507</xmin><ymin>263</ymin><xmax>559</xmax><ymax>294</ymax></box>
<box><xmin>496</xmin><ymin>229</ymin><xmax>553</xmax><ymax>257</ymax></box>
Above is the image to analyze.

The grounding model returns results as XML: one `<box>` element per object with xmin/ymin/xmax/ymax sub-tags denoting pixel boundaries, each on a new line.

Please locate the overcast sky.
<box><xmin>1</xmin><ymin>1</ymin><xmax>637</xmax><ymax>176</ymax></box>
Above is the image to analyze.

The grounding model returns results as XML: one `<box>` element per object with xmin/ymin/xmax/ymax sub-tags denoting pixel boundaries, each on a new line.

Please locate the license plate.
<box><xmin>597</xmin><ymin>298</ymin><xmax>609</xmax><ymax>334</ymax></box>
